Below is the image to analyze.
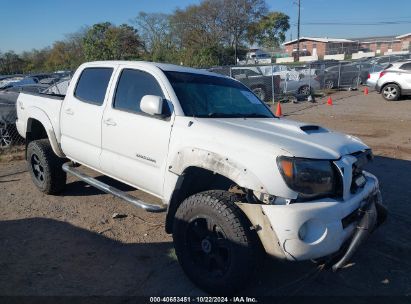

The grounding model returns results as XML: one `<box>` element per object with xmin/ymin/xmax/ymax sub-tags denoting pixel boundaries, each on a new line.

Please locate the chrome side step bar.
<box><xmin>62</xmin><ymin>163</ymin><xmax>167</xmax><ymax>213</ymax></box>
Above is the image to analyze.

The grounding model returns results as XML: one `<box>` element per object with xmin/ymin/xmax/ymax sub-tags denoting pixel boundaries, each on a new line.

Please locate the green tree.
<box><xmin>133</xmin><ymin>12</ymin><xmax>179</xmax><ymax>62</ymax></box>
<box><xmin>0</xmin><ymin>51</ymin><xmax>25</xmax><ymax>74</ymax></box>
<box><xmin>248</xmin><ymin>12</ymin><xmax>290</xmax><ymax>48</ymax></box>
<box><xmin>82</xmin><ymin>22</ymin><xmax>143</xmax><ymax>61</ymax></box>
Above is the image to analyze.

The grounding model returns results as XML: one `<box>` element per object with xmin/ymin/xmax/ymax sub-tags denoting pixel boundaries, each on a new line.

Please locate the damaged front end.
<box><xmin>330</xmin><ymin>191</ymin><xmax>387</xmax><ymax>271</ymax></box>
<box><xmin>236</xmin><ymin>150</ymin><xmax>387</xmax><ymax>269</ymax></box>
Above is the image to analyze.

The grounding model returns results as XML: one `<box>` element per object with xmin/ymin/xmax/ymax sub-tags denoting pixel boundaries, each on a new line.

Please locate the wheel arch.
<box><xmin>380</xmin><ymin>81</ymin><xmax>402</xmax><ymax>94</ymax></box>
<box><xmin>25</xmin><ymin>108</ymin><xmax>64</xmax><ymax>158</ymax></box>
<box><xmin>164</xmin><ymin>148</ymin><xmax>266</xmax><ymax>233</ymax></box>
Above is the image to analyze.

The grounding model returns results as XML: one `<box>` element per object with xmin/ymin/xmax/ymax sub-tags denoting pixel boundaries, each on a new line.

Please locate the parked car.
<box><xmin>280</xmin><ymin>73</ymin><xmax>321</xmax><ymax>96</ymax></box>
<box><xmin>259</xmin><ymin>64</ymin><xmax>300</xmax><ymax>80</ymax></box>
<box><xmin>42</xmin><ymin>77</ymin><xmax>71</xmax><ymax>95</ymax></box>
<box><xmin>210</xmin><ymin>66</ymin><xmax>281</xmax><ymax>102</ymax></box>
<box><xmin>243</xmin><ymin>50</ymin><xmax>272</xmax><ymax>65</ymax></box>
<box><xmin>16</xmin><ymin>61</ymin><xmax>386</xmax><ymax>294</ymax></box>
<box><xmin>0</xmin><ymin>75</ymin><xmax>24</xmax><ymax>89</ymax></box>
<box><xmin>368</xmin><ymin>55</ymin><xmax>405</xmax><ymax>66</ymax></box>
<box><xmin>376</xmin><ymin>60</ymin><xmax>411</xmax><ymax>101</ymax></box>
<box><xmin>366</xmin><ymin>65</ymin><xmax>386</xmax><ymax>89</ymax></box>
<box><xmin>322</xmin><ymin>63</ymin><xmax>369</xmax><ymax>89</ymax></box>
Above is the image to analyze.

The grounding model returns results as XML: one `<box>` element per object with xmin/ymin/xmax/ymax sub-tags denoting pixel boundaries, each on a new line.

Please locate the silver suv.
<box><xmin>376</xmin><ymin>60</ymin><xmax>411</xmax><ymax>101</ymax></box>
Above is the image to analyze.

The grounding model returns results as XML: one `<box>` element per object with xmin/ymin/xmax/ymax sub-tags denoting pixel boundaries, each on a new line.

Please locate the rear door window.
<box><xmin>74</xmin><ymin>68</ymin><xmax>113</xmax><ymax>105</ymax></box>
<box><xmin>400</xmin><ymin>62</ymin><xmax>411</xmax><ymax>70</ymax></box>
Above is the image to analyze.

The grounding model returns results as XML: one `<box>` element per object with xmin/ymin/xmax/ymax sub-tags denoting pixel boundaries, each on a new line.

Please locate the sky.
<box><xmin>1</xmin><ymin>0</ymin><xmax>410</xmax><ymax>53</ymax></box>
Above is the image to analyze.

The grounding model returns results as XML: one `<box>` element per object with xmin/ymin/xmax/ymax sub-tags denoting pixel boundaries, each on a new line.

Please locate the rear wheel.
<box><xmin>173</xmin><ymin>190</ymin><xmax>261</xmax><ymax>295</ymax></box>
<box><xmin>252</xmin><ymin>87</ymin><xmax>267</xmax><ymax>101</ymax></box>
<box><xmin>382</xmin><ymin>83</ymin><xmax>400</xmax><ymax>101</ymax></box>
<box><xmin>27</xmin><ymin>139</ymin><xmax>66</xmax><ymax>194</ymax></box>
<box><xmin>324</xmin><ymin>79</ymin><xmax>334</xmax><ymax>89</ymax></box>
<box><xmin>298</xmin><ymin>85</ymin><xmax>311</xmax><ymax>95</ymax></box>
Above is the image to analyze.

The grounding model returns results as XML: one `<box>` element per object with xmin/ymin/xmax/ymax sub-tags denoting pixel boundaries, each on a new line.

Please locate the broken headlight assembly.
<box><xmin>277</xmin><ymin>156</ymin><xmax>341</xmax><ymax>200</ymax></box>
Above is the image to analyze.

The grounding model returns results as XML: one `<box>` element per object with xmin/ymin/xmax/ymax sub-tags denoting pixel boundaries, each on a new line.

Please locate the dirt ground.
<box><xmin>1</xmin><ymin>89</ymin><xmax>411</xmax><ymax>297</ymax></box>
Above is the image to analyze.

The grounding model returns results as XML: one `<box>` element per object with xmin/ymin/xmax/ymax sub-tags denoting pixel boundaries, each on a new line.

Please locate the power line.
<box><xmin>291</xmin><ymin>20</ymin><xmax>411</xmax><ymax>26</ymax></box>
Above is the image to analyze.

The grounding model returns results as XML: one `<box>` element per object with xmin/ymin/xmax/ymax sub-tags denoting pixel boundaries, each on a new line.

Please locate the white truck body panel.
<box><xmin>16</xmin><ymin>60</ymin><xmax>382</xmax><ymax>261</ymax></box>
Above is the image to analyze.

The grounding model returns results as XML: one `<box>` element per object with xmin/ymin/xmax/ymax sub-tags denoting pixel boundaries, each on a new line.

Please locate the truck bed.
<box><xmin>16</xmin><ymin>91</ymin><xmax>65</xmax><ymax>141</ymax></box>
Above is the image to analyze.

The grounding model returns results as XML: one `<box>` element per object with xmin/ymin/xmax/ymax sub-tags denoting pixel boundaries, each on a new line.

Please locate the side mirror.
<box><xmin>140</xmin><ymin>95</ymin><xmax>163</xmax><ymax>116</ymax></box>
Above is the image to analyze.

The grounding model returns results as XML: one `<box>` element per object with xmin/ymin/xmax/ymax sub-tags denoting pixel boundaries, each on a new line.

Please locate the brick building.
<box><xmin>357</xmin><ymin>36</ymin><xmax>402</xmax><ymax>54</ymax></box>
<box><xmin>396</xmin><ymin>33</ymin><xmax>411</xmax><ymax>51</ymax></box>
<box><xmin>283</xmin><ymin>37</ymin><xmax>359</xmax><ymax>59</ymax></box>
<box><xmin>283</xmin><ymin>33</ymin><xmax>411</xmax><ymax>59</ymax></box>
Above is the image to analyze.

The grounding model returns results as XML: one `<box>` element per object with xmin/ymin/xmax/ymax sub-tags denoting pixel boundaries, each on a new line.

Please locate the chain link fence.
<box><xmin>0</xmin><ymin>53</ymin><xmax>410</xmax><ymax>152</ymax></box>
<box><xmin>209</xmin><ymin>52</ymin><xmax>411</xmax><ymax>104</ymax></box>
<box><xmin>0</xmin><ymin>101</ymin><xmax>22</xmax><ymax>151</ymax></box>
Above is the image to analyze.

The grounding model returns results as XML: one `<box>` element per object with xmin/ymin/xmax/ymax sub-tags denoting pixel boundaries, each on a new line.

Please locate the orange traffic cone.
<box><xmin>275</xmin><ymin>102</ymin><xmax>282</xmax><ymax>117</ymax></box>
<box><xmin>327</xmin><ymin>96</ymin><xmax>333</xmax><ymax>106</ymax></box>
<box><xmin>364</xmin><ymin>87</ymin><xmax>369</xmax><ymax>95</ymax></box>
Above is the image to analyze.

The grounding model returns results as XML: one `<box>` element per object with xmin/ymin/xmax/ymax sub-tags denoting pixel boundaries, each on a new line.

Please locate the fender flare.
<box><xmin>168</xmin><ymin>147</ymin><xmax>266</xmax><ymax>192</ymax></box>
<box><xmin>26</xmin><ymin>107</ymin><xmax>65</xmax><ymax>157</ymax></box>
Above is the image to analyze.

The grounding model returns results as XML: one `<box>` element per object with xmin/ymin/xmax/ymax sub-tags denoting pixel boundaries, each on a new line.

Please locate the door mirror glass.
<box><xmin>140</xmin><ymin>95</ymin><xmax>163</xmax><ymax>116</ymax></box>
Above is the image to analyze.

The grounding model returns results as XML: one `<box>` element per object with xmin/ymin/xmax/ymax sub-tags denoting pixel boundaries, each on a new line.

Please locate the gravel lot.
<box><xmin>1</xmin><ymin>90</ymin><xmax>410</xmax><ymax>297</ymax></box>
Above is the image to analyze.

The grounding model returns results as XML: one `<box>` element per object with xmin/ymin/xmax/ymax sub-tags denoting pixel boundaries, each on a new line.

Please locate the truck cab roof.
<box><xmin>83</xmin><ymin>60</ymin><xmax>226</xmax><ymax>78</ymax></box>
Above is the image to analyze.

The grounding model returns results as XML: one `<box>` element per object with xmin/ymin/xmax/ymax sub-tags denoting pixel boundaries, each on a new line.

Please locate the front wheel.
<box><xmin>173</xmin><ymin>190</ymin><xmax>261</xmax><ymax>295</ymax></box>
<box><xmin>382</xmin><ymin>84</ymin><xmax>401</xmax><ymax>101</ymax></box>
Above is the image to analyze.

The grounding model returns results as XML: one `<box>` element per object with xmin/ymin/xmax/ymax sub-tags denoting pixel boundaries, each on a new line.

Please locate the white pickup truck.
<box><xmin>16</xmin><ymin>61</ymin><xmax>386</xmax><ymax>294</ymax></box>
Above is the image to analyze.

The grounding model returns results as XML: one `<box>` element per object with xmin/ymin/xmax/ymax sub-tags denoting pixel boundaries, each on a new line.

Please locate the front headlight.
<box><xmin>277</xmin><ymin>156</ymin><xmax>339</xmax><ymax>199</ymax></box>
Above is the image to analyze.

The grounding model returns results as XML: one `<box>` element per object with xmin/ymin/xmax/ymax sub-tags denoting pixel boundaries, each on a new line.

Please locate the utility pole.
<box><xmin>296</xmin><ymin>0</ymin><xmax>301</xmax><ymax>61</ymax></box>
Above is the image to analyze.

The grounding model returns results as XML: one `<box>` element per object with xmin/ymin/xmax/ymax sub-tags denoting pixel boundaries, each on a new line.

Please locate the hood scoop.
<box><xmin>300</xmin><ymin>125</ymin><xmax>328</xmax><ymax>134</ymax></box>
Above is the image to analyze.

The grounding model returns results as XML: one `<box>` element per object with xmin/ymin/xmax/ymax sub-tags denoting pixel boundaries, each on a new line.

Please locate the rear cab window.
<box><xmin>74</xmin><ymin>68</ymin><xmax>113</xmax><ymax>105</ymax></box>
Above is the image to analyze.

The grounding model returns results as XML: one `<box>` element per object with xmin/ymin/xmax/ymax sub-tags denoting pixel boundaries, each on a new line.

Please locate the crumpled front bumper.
<box><xmin>253</xmin><ymin>172</ymin><xmax>386</xmax><ymax>262</ymax></box>
<box><xmin>331</xmin><ymin>194</ymin><xmax>387</xmax><ymax>270</ymax></box>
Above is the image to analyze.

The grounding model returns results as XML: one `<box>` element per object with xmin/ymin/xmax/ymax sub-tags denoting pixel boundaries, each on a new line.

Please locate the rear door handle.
<box><xmin>64</xmin><ymin>108</ymin><xmax>74</xmax><ymax>115</ymax></box>
<box><xmin>103</xmin><ymin>119</ymin><xmax>117</xmax><ymax>126</ymax></box>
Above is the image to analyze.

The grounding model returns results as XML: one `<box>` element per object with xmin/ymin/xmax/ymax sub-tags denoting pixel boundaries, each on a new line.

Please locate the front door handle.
<box><xmin>103</xmin><ymin>119</ymin><xmax>117</xmax><ymax>126</ymax></box>
<box><xmin>64</xmin><ymin>108</ymin><xmax>74</xmax><ymax>115</ymax></box>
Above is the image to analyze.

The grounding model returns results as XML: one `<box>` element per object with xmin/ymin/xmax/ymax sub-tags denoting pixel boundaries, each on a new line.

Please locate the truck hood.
<box><xmin>197</xmin><ymin>117</ymin><xmax>369</xmax><ymax>159</ymax></box>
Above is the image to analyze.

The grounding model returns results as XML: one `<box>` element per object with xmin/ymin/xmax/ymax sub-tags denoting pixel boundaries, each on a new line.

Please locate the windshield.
<box><xmin>165</xmin><ymin>71</ymin><xmax>274</xmax><ymax>118</ymax></box>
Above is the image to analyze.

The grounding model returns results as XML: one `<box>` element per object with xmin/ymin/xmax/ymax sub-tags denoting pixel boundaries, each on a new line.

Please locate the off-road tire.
<box><xmin>173</xmin><ymin>190</ymin><xmax>262</xmax><ymax>295</ymax></box>
<box><xmin>27</xmin><ymin>139</ymin><xmax>66</xmax><ymax>194</ymax></box>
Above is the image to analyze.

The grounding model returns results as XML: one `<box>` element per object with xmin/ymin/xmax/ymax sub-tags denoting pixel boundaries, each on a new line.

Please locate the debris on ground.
<box><xmin>112</xmin><ymin>213</ymin><xmax>127</xmax><ymax>219</ymax></box>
